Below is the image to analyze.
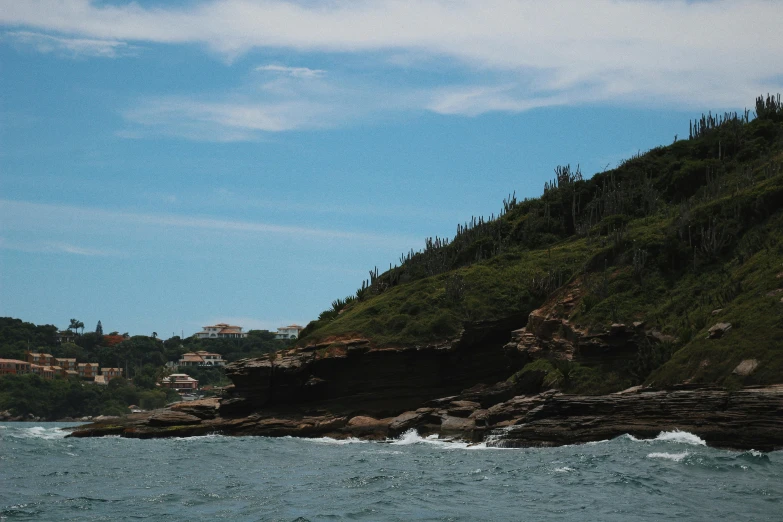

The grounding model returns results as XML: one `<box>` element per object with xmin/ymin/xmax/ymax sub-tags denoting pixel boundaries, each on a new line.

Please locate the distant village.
<box><xmin>0</xmin><ymin>321</ymin><xmax>305</xmax><ymax>396</ymax></box>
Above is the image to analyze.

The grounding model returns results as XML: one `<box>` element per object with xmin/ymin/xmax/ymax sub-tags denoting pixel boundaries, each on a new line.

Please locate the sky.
<box><xmin>1</xmin><ymin>0</ymin><xmax>781</xmax><ymax>339</ymax></box>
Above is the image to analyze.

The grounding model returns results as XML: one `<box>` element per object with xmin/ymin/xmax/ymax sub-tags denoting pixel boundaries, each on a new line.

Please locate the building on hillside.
<box><xmin>101</xmin><ymin>367</ymin><xmax>123</xmax><ymax>380</ymax></box>
<box><xmin>56</xmin><ymin>331</ymin><xmax>77</xmax><ymax>344</ymax></box>
<box><xmin>177</xmin><ymin>351</ymin><xmax>226</xmax><ymax>367</ymax></box>
<box><xmin>276</xmin><ymin>325</ymin><xmax>305</xmax><ymax>339</ymax></box>
<box><xmin>195</xmin><ymin>323</ymin><xmax>248</xmax><ymax>339</ymax></box>
<box><xmin>26</xmin><ymin>352</ymin><xmax>56</xmax><ymax>366</ymax></box>
<box><xmin>30</xmin><ymin>364</ymin><xmax>59</xmax><ymax>379</ymax></box>
<box><xmin>77</xmin><ymin>362</ymin><xmax>99</xmax><ymax>379</ymax></box>
<box><xmin>0</xmin><ymin>359</ymin><xmax>31</xmax><ymax>375</ymax></box>
<box><xmin>160</xmin><ymin>373</ymin><xmax>199</xmax><ymax>391</ymax></box>
<box><xmin>55</xmin><ymin>358</ymin><xmax>77</xmax><ymax>372</ymax></box>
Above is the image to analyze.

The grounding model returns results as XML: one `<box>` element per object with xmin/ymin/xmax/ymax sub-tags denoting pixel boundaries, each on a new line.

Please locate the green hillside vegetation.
<box><xmin>300</xmin><ymin>95</ymin><xmax>783</xmax><ymax>390</ymax></box>
<box><xmin>0</xmin><ymin>318</ymin><xmax>292</xmax><ymax>419</ymax></box>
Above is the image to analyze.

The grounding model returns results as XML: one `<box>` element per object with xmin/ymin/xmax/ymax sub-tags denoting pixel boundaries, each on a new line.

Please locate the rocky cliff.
<box><xmin>67</xmin><ymin>305</ymin><xmax>783</xmax><ymax>451</ymax></box>
<box><xmin>220</xmin><ymin>314</ymin><xmax>527</xmax><ymax>417</ymax></box>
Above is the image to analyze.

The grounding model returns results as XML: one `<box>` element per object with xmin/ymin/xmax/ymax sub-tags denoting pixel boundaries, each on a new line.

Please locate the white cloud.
<box><xmin>1</xmin><ymin>0</ymin><xmax>781</xmax><ymax>122</ymax></box>
<box><xmin>256</xmin><ymin>64</ymin><xmax>325</xmax><ymax>79</ymax></box>
<box><xmin>121</xmin><ymin>63</ymin><xmax>421</xmax><ymax>138</ymax></box>
<box><xmin>0</xmin><ymin>199</ymin><xmax>417</xmax><ymax>246</ymax></box>
<box><xmin>0</xmin><ymin>237</ymin><xmax>119</xmax><ymax>256</ymax></box>
<box><xmin>4</xmin><ymin>30</ymin><xmax>137</xmax><ymax>58</ymax></box>
<box><xmin>122</xmin><ymin>97</ymin><xmax>332</xmax><ymax>137</ymax></box>
<box><xmin>427</xmin><ymin>86</ymin><xmax>567</xmax><ymax>117</ymax></box>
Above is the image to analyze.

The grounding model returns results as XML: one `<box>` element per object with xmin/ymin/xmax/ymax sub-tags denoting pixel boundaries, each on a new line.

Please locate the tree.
<box><xmin>95</xmin><ymin>320</ymin><xmax>103</xmax><ymax>336</ymax></box>
<box><xmin>68</xmin><ymin>318</ymin><xmax>84</xmax><ymax>335</ymax></box>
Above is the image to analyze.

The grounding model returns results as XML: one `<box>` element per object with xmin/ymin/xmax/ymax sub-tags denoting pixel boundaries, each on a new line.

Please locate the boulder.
<box><xmin>147</xmin><ymin>411</ymin><xmax>202</xmax><ymax>427</ymax></box>
<box><xmin>446</xmin><ymin>400</ymin><xmax>481</xmax><ymax>418</ymax></box>
<box><xmin>343</xmin><ymin>416</ymin><xmax>391</xmax><ymax>437</ymax></box>
<box><xmin>388</xmin><ymin>409</ymin><xmax>438</xmax><ymax>436</ymax></box>
<box><xmin>708</xmin><ymin>323</ymin><xmax>732</xmax><ymax>339</ymax></box>
<box><xmin>733</xmin><ymin>359</ymin><xmax>759</xmax><ymax>377</ymax></box>
<box><xmin>439</xmin><ymin>415</ymin><xmax>475</xmax><ymax>436</ymax></box>
<box><xmin>171</xmin><ymin>398</ymin><xmax>220</xmax><ymax>419</ymax></box>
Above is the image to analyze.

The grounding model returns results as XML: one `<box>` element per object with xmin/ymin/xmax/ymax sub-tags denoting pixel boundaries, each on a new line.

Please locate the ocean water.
<box><xmin>1</xmin><ymin>423</ymin><xmax>781</xmax><ymax>521</ymax></box>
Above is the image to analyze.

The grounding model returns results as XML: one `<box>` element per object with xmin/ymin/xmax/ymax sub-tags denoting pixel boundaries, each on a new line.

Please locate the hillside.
<box><xmin>298</xmin><ymin>94</ymin><xmax>783</xmax><ymax>392</ymax></box>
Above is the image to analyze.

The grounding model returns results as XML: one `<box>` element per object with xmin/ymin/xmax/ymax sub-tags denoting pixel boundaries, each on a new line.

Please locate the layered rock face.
<box><xmin>508</xmin><ymin>279</ymin><xmax>675</xmax><ymax>366</ymax></box>
<box><xmin>66</xmin><ymin>301</ymin><xmax>783</xmax><ymax>451</ymax></box>
<box><xmin>221</xmin><ymin>315</ymin><xmax>527</xmax><ymax>417</ymax></box>
<box><xmin>474</xmin><ymin>385</ymin><xmax>783</xmax><ymax>451</ymax></box>
<box><xmin>68</xmin><ymin>386</ymin><xmax>783</xmax><ymax>451</ymax></box>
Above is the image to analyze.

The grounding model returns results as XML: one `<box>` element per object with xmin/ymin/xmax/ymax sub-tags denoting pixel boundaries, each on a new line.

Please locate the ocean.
<box><xmin>1</xmin><ymin>422</ymin><xmax>781</xmax><ymax>521</ymax></box>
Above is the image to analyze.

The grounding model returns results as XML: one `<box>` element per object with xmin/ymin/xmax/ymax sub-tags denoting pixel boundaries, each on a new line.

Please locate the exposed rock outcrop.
<box><xmin>67</xmin><ymin>385</ymin><xmax>783</xmax><ymax>451</ymax></box>
<box><xmin>708</xmin><ymin>322</ymin><xmax>733</xmax><ymax>339</ymax></box>
<box><xmin>221</xmin><ymin>315</ymin><xmax>526</xmax><ymax>417</ymax></box>
<box><xmin>477</xmin><ymin>385</ymin><xmax>783</xmax><ymax>452</ymax></box>
<box><xmin>64</xmin><ymin>292</ymin><xmax>783</xmax><ymax>451</ymax></box>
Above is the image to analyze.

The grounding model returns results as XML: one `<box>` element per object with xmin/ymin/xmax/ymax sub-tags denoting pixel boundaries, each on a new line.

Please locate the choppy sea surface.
<box><xmin>1</xmin><ymin>422</ymin><xmax>781</xmax><ymax>521</ymax></box>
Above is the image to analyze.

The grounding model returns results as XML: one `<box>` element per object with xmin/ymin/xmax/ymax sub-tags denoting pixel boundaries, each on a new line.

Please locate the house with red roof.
<box><xmin>195</xmin><ymin>323</ymin><xmax>247</xmax><ymax>339</ymax></box>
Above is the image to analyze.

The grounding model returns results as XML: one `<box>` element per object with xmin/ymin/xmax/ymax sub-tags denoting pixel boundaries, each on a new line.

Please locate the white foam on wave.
<box><xmin>553</xmin><ymin>466</ymin><xmax>575</xmax><ymax>473</ymax></box>
<box><xmin>303</xmin><ymin>436</ymin><xmax>369</xmax><ymax>445</ymax></box>
<box><xmin>170</xmin><ymin>433</ymin><xmax>224</xmax><ymax>442</ymax></box>
<box><xmin>7</xmin><ymin>426</ymin><xmax>69</xmax><ymax>440</ymax></box>
<box><xmin>647</xmin><ymin>451</ymin><xmax>690</xmax><ymax>462</ymax></box>
<box><xmin>618</xmin><ymin>430</ymin><xmax>706</xmax><ymax>446</ymax></box>
<box><xmin>390</xmin><ymin>429</ymin><xmax>486</xmax><ymax>449</ymax></box>
<box><xmin>653</xmin><ymin>430</ymin><xmax>707</xmax><ymax>446</ymax></box>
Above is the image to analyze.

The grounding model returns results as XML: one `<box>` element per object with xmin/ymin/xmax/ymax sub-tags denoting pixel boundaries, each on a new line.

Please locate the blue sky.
<box><xmin>1</xmin><ymin>0</ymin><xmax>781</xmax><ymax>338</ymax></box>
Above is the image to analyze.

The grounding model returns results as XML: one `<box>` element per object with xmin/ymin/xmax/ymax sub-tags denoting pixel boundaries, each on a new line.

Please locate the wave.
<box><xmin>652</xmin><ymin>430</ymin><xmax>707</xmax><ymax>446</ymax></box>
<box><xmin>647</xmin><ymin>451</ymin><xmax>690</xmax><ymax>462</ymax></box>
<box><xmin>622</xmin><ymin>430</ymin><xmax>707</xmax><ymax>446</ymax></box>
<box><xmin>4</xmin><ymin>426</ymin><xmax>69</xmax><ymax>440</ymax></box>
<box><xmin>302</xmin><ymin>436</ymin><xmax>370</xmax><ymax>445</ymax></box>
<box><xmin>389</xmin><ymin>429</ymin><xmax>491</xmax><ymax>449</ymax></box>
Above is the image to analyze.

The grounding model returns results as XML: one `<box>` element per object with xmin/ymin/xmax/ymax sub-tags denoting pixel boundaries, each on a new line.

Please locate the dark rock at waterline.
<box><xmin>63</xmin><ymin>312</ymin><xmax>783</xmax><ymax>451</ymax></box>
<box><xmin>221</xmin><ymin>315</ymin><xmax>527</xmax><ymax>417</ymax></box>
<box><xmin>66</xmin><ymin>385</ymin><xmax>783</xmax><ymax>452</ymax></box>
<box><xmin>476</xmin><ymin>385</ymin><xmax>783</xmax><ymax>452</ymax></box>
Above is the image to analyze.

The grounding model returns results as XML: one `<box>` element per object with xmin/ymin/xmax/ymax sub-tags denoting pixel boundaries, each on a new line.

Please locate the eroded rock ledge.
<box><xmin>66</xmin><ymin>312</ymin><xmax>783</xmax><ymax>451</ymax></box>
<box><xmin>67</xmin><ymin>385</ymin><xmax>783</xmax><ymax>452</ymax></box>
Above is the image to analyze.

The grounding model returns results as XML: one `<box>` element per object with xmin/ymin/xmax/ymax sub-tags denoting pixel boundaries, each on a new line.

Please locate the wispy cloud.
<box><xmin>3</xmin><ymin>30</ymin><xmax>138</xmax><ymax>58</ymax></box>
<box><xmin>121</xmin><ymin>63</ymin><xmax>422</xmax><ymax>138</ymax></box>
<box><xmin>0</xmin><ymin>199</ymin><xmax>417</xmax><ymax>246</ymax></box>
<box><xmin>123</xmin><ymin>96</ymin><xmax>335</xmax><ymax>138</ymax></box>
<box><xmin>427</xmin><ymin>86</ymin><xmax>567</xmax><ymax>117</ymax></box>
<box><xmin>2</xmin><ymin>0</ymin><xmax>781</xmax><ymax>126</ymax></box>
<box><xmin>0</xmin><ymin>237</ymin><xmax>119</xmax><ymax>256</ymax></box>
<box><xmin>256</xmin><ymin>64</ymin><xmax>325</xmax><ymax>79</ymax></box>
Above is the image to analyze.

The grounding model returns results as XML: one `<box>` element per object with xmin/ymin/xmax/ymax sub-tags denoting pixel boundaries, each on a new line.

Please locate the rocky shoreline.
<box><xmin>65</xmin><ymin>311</ymin><xmax>783</xmax><ymax>451</ymax></box>
<box><xmin>66</xmin><ymin>384</ymin><xmax>783</xmax><ymax>452</ymax></box>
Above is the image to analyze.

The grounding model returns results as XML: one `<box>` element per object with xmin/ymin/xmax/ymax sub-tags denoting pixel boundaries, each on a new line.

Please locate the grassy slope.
<box><xmin>301</xmin><ymin>102</ymin><xmax>783</xmax><ymax>389</ymax></box>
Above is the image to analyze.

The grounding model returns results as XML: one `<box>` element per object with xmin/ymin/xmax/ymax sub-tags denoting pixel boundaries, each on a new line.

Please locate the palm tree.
<box><xmin>68</xmin><ymin>318</ymin><xmax>84</xmax><ymax>336</ymax></box>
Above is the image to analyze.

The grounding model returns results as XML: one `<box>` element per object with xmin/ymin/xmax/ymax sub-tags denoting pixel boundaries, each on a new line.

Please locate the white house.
<box><xmin>178</xmin><ymin>351</ymin><xmax>226</xmax><ymax>367</ymax></box>
<box><xmin>195</xmin><ymin>323</ymin><xmax>248</xmax><ymax>339</ymax></box>
<box><xmin>276</xmin><ymin>324</ymin><xmax>305</xmax><ymax>339</ymax></box>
